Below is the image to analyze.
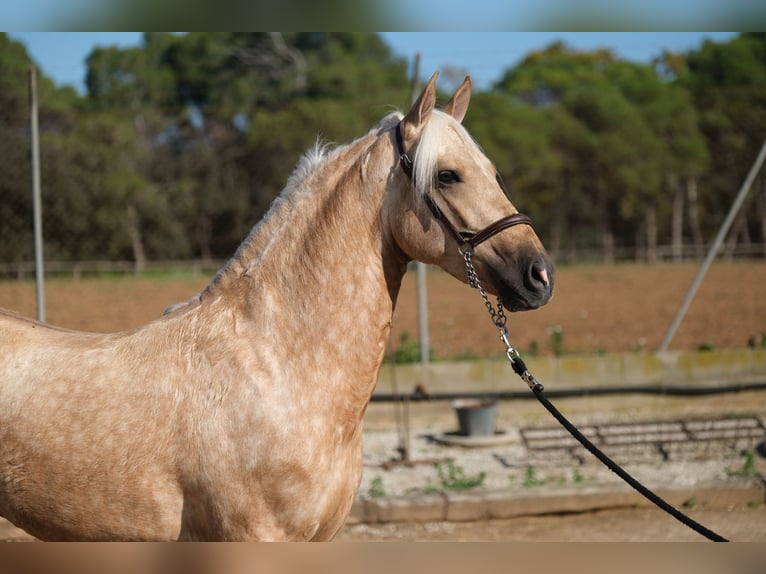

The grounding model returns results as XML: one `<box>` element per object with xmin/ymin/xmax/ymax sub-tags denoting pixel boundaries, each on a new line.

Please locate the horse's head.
<box><xmin>387</xmin><ymin>72</ymin><xmax>554</xmax><ymax>311</ymax></box>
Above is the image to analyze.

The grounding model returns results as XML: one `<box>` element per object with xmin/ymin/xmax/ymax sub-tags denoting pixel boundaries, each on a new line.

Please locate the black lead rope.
<box><xmin>399</xmin><ymin>123</ymin><xmax>728</xmax><ymax>541</ymax></box>
<box><xmin>461</xmin><ymin>250</ymin><xmax>729</xmax><ymax>542</ymax></box>
<box><xmin>510</xmin><ymin>354</ymin><xmax>729</xmax><ymax>542</ymax></box>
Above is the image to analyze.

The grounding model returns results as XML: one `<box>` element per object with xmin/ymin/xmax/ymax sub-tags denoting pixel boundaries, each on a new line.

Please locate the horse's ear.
<box><xmin>400</xmin><ymin>71</ymin><xmax>439</xmax><ymax>142</ymax></box>
<box><xmin>442</xmin><ymin>76</ymin><xmax>472</xmax><ymax>123</ymax></box>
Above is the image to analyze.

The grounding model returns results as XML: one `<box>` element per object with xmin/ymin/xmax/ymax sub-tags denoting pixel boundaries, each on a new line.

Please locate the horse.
<box><xmin>0</xmin><ymin>73</ymin><xmax>554</xmax><ymax>541</ymax></box>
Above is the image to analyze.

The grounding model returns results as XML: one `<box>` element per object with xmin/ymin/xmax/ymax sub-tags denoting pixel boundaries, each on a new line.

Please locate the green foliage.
<box><xmin>697</xmin><ymin>341</ymin><xmax>716</xmax><ymax>352</ymax></box>
<box><xmin>514</xmin><ymin>466</ymin><xmax>587</xmax><ymax>488</ymax></box>
<box><xmin>682</xmin><ymin>496</ymin><xmax>698</xmax><ymax>509</ymax></box>
<box><xmin>391</xmin><ymin>331</ymin><xmax>433</xmax><ymax>364</ymax></box>
<box><xmin>729</xmin><ymin>450</ymin><xmax>759</xmax><ymax>479</ymax></box>
<box><xmin>522</xmin><ymin>465</ymin><xmax>546</xmax><ymax>487</ymax></box>
<box><xmin>2</xmin><ymin>33</ymin><xmax>766</xmax><ymax>268</ymax></box>
<box><xmin>434</xmin><ymin>460</ymin><xmax>486</xmax><ymax>491</ymax></box>
<box><xmin>367</xmin><ymin>476</ymin><xmax>386</xmax><ymax>498</ymax></box>
<box><xmin>547</xmin><ymin>325</ymin><xmax>565</xmax><ymax>357</ymax></box>
<box><xmin>749</xmin><ymin>333</ymin><xmax>766</xmax><ymax>350</ymax></box>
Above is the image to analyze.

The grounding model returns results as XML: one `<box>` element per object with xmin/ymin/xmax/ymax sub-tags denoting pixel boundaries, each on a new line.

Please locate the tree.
<box><xmin>80</xmin><ymin>33</ymin><xmax>410</xmax><ymax>261</ymax></box>
<box><xmin>0</xmin><ymin>34</ymin><xmax>81</xmax><ymax>266</ymax></box>
<box><xmin>680</xmin><ymin>33</ymin><xmax>766</xmax><ymax>255</ymax></box>
<box><xmin>464</xmin><ymin>91</ymin><xmax>563</xmax><ymax>255</ymax></box>
<box><xmin>494</xmin><ymin>43</ymin><xmax>666</xmax><ymax>262</ymax></box>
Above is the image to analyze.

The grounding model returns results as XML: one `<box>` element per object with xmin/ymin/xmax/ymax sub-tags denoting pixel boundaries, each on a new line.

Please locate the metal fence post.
<box><xmin>29</xmin><ymin>65</ymin><xmax>45</xmax><ymax>322</ymax></box>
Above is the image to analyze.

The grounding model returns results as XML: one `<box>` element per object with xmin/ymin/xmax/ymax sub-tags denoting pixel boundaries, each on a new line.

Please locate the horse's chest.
<box><xmin>192</xmin><ymin>424</ymin><xmax>364</xmax><ymax>540</ymax></box>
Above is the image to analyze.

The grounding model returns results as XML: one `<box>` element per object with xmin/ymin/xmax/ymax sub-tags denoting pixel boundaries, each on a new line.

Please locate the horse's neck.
<box><xmin>205</xmin><ymin>135</ymin><xmax>407</xmax><ymax>400</ymax></box>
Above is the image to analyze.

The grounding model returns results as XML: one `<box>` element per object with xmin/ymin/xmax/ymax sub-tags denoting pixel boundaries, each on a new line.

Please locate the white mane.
<box><xmin>285</xmin><ymin>140</ymin><xmax>331</xmax><ymax>190</ymax></box>
<box><xmin>283</xmin><ymin>109</ymin><xmax>476</xmax><ymax>201</ymax></box>
<box><xmin>286</xmin><ymin>111</ymin><xmax>402</xmax><ymax>192</ymax></box>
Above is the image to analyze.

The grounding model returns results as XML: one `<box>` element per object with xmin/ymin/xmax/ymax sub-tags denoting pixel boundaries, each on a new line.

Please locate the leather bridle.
<box><xmin>395</xmin><ymin>122</ymin><xmax>533</xmax><ymax>253</ymax></box>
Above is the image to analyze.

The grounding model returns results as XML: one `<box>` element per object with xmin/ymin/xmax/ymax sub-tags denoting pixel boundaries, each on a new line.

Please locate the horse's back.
<box><xmin>0</xmin><ymin>307</ymin><xmax>80</xmax><ymax>334</ymax></box>
<box><xmin>0</xmin><ymin>307</ymin><xmax>119</xmax><ymax>392</ymax></box>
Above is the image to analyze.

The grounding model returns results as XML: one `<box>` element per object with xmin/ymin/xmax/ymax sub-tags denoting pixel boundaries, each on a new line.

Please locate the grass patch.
<box><xmin>728</xmin><ymin>450</ymin><xmax>759</xmax><ymax>479</ymax></box>
<box><xmin>434</xmin><ymin>460</ymin><xmax>486</xmax><ymax>491</ymax></box>
<box><xmin>367</xmin><ymin>476</ymin><xmax>386</xmax><ymax>498</ymax></box>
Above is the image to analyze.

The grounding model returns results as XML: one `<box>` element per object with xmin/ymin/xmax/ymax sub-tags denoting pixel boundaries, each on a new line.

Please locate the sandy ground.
<box><xmin>337</xmin><ymin>506</ymin><xmax>766</xmax><ymax>542</ymax></box>
<box><xmin>0</xmin><ymin>262</ymin><xmax>764</xmax><ymax>357</ymax></box>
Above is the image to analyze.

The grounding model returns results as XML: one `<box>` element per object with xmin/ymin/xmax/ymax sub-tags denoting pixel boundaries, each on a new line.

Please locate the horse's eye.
<box><xmin>438</xmin><ymin>170</ymin><xmax>460</xmax><ymax>186</ymax></box>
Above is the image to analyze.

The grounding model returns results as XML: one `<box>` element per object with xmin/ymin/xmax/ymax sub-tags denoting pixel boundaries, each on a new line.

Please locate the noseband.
<box><xmin>396</xmin><ymin>122</ymin><xmax>533</xmax><ymax>253</ymax></box>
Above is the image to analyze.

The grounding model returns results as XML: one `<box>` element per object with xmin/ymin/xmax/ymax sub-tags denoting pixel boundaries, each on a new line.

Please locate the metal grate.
<box><xmin>521</xmin><ymin>416</ymin><xmax>766</xmax><ymax>452</ymax></box>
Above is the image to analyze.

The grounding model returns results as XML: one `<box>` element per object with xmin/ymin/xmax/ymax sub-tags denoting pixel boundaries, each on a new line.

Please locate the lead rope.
<box><xmin>462</xmin><ymin>249</ymin><xmax>729</xmax><ymax>542</ymax></box>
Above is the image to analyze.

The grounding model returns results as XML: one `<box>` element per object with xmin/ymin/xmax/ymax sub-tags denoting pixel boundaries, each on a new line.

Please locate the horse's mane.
<box><xmin>285</xmin><ymin>108</ymin><xmax>476</xmax><ymax>201</ymax></box>
<box><xmin>286</xmin><ymin>111</ymin><xmax>402</xmax><ymax>189</ymax></box>
<box><xmin>191</xmin><ymin>108</ymin><xmax>473</xmax><ymax>301</ymax></box>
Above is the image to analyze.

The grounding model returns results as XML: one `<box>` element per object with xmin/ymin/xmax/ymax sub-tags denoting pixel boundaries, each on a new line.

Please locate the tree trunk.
<box><xmin>550</xmin><ymin>174</ymin><xmax>568</xmax><ymax>261</ymax></box>
<box><xmin>686</xmin><ymin>178</ymin><xmax>704</xmax><ymax>259</ymax></box>
<box><xmin>725</xmin><ymin>212</ymin><xmax>751</xmax><ymax>260</ymax></box>
<box><xmin>670</xmin><ymin>174</ymin><xmax>684</xmax><ymax>262</ymax></box>
<box><xmin>603</xmin><ymin>232</ymin><xmax>614</xmax><ymax>264</ymax></box>
<box><xmin>127</xmin><ymin>205</ymin><xmax>146</xmax><ymax>276</ymax></box>
<box><xmin>598</xmin><ymin>180</ymin><xmax>614</xmax><ymax>264</ymax></box>
<box><xmin>645</xmin><ymin>206</ymin><xmax>658</xmax><ymax>263</ymax></box>
<box><xmin>759</xmin><ymin>177</ymin><xmax>766</xmax><ymax>259</ymax></box>
<box><xmin>198</xmin><ymin>216</ymin><xmax>213</xmax><ymax>262</ymax></box>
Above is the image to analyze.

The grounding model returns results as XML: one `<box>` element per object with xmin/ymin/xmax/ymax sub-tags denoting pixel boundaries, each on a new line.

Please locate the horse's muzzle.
<box><xmin>495</xmin><ymin>256</ymin><xmax>555</xmax><ymax>311</ymax></box>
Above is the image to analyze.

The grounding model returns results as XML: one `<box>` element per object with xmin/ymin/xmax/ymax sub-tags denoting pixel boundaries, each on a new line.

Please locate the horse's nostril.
<box><xmin>528</xmin><ymin>260</ymin><xmax>550</xmax><ymax>290</ymax></box>
<box><xmin>531</xmin><ymin>261</ymin><xmax>548</xmax><ymax>285</ymax></box>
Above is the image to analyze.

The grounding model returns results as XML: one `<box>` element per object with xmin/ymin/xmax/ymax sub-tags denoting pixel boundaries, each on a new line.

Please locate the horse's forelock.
<box><xmin>411</xmin><ymin>111</ymin><xmax>477</xmax><ymax>199</ymax></box>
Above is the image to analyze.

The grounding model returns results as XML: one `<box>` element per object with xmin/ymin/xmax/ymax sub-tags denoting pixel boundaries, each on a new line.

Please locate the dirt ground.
<box><xmin>0</xmin><ymin>261</ymin><xmax>764</xmax><ymax>357</ymax></box>
<box><xmin>336</xmin><ymin>505</ymin><xmax>766</xmax><ymax>542</ymax></box>
<box><xmin>340</xmin><ymin>389</ymin><xmax>766</xmax><ymax>542</ymax></box>
<box><xmin>2</xmin><ymin>505</ymin><xmax>762</xmax><ymax>542</ymax></box>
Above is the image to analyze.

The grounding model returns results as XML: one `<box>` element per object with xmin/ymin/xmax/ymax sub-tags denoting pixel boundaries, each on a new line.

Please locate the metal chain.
<box><xmin>462</xmin><ymin>249</ymin><xmax>543</xmax><ymax>391</ymax></box>
<box><xmin>462</xmin><ymin>249</ymin><xmax>507</xmax><ymax>334</ymax></box>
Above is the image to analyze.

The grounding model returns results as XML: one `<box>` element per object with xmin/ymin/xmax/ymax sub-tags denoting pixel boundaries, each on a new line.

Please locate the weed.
<box><xmin>523</xmin><ymin>465</ymin><xmax>546</xmax><ymax>487</ymax></box>
<box><xmin>729</xmin><ymin>450</ymin><xmax>759</xmax><ymax>479</ymax></box>
<box><xmin>682</xmin><ymin>496</ymin><xmax>698</xmax><ymax>509</ymax></box>
<box><xmin>404</xmin><ymin>485</ymin><xmax>442</xmax><ymax>496</ymax></box>
<box><xmin>697</xmin><ymin>341</ymin><xmax>715</xmax><ymax>352</ymax></box>
<box><xmin>392</xmin><ymin>331</ymin><xmax>434</xmax><ymax>364</ymax></box>
<box><xmin>572</xmin><ymin>468</ymin><xmax>585</xmax><ymax>484</ymax></box>
<box><xmin>367</xmin><ymin>476</ymin><xmax>386</xmax><ymax>498</ymax></box>
<box><xmin>434</xmin><ymin>460</ymin><xmax>486</xmax><ymax>491</ymax></box>
<box><xmin>724</xmin><ymin>411</ymin><xmax>752</xmax><ymax>419</ymax></box>
<box><xmin>747</xmin><ymin>332</ymin><xmax>766</xmax><ymax>349</ymax></box>
<box><xmin>547</xmin><ymin>325</ymin><xmax>565</xmax><ymax>356</ymax></box>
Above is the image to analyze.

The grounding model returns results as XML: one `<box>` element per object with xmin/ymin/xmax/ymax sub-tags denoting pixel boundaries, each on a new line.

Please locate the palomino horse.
<box><xmin>0</xmin><ymin>73</ymin><xmax>554</xmax><ymax>540</ymax></box>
